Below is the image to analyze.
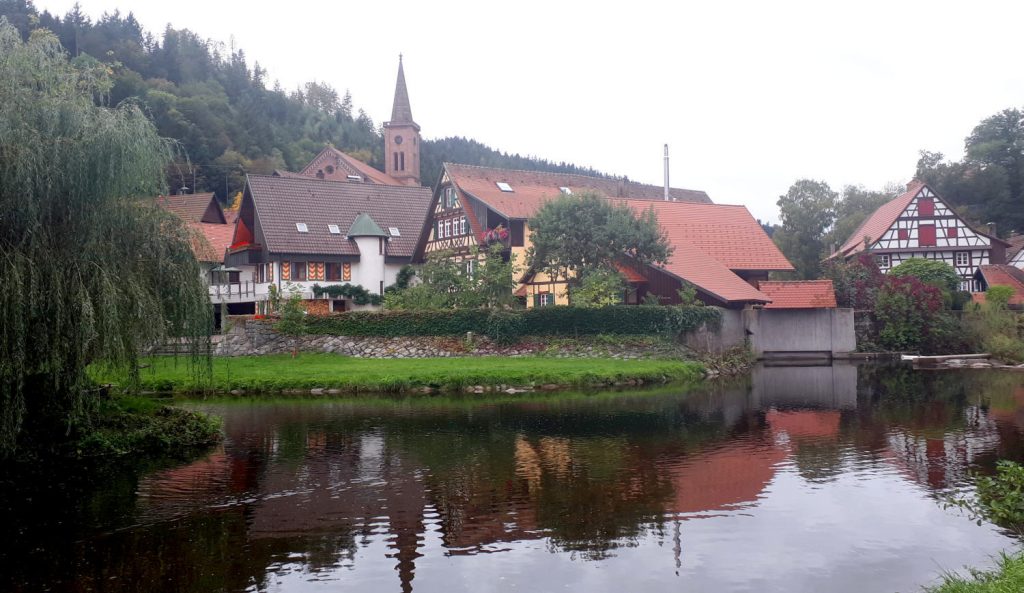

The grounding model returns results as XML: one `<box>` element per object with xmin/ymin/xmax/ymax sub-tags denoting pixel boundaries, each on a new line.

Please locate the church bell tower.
<box><xmin>383</xmin><ymin>55</ymin><xmax>421</xmax><ymax>186</ymax></box>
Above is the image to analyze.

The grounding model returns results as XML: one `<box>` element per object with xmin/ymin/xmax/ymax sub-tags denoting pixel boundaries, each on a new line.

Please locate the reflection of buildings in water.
<box><xmin>884</xmin><ymin>412</ymin><xmax>1002</xmax><ymax>490</ymax></box>
<box><xmin>752</xmin><ymin>363</ymin><xmax>858</xmax><ymax>410</ymax></box>
<box><xmin>665</xmin><ymin>442</ymin><xmax>787</xmax><ymax>515</ymax></box>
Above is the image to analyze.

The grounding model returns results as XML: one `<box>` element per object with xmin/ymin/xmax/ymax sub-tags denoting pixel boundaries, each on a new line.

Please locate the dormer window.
<box><xmin>328</xmin><ymin>224</ymin><xmax>341</xmax><ymax>234</ymax></box>
<box><xmin>296</xmin><ymin>223</ymin><xmax>308</xmax><ymax>233</ymax></box>
<box><xmin>496</xmin><ymin>182</ymin><xmax>513</xmax><ymax>192</ymax></box>
<box><xmin>389</xmin><ymin>227</ymin><xmax>401</xmax><ymax>237</ymax></box>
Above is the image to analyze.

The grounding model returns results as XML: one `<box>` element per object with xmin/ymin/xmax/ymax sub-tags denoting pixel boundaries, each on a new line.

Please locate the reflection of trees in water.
<box><xmin>10</xmin><ymin>367</ymin><xmax>1024</xmax><ymax>592</ymax></box>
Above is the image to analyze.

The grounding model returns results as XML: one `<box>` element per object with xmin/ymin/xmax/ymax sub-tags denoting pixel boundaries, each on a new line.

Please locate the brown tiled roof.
<box><xmin>835</xmin><ymin>181</ymin><xmax>923</xmax><ymax>258</ymax></box>
<box><xmin>975</xmin><ymin>264</ymin><xmax>1024</xmax><ymax>305</ymax></box>
<box><xmin>189</xmin><ymin>222</ymin><xmax>234</xmax><ymax>263</ymax></box>
<box><xmin>246</xmin><ymin>174</ymin><xmax>431</xmax><ymax>258</ymax></box>
<box><xmin>299</xmin><ymin>146</ymin><xmax>404</xmax><ymax>186</ymax></box>
<box><xmin>446</xmin><ymin>163</ymin><xmax>711</xmax><ymax>220</ymax></box>
<box><xmin>158</xmin><ymin>193</ymin><xmax>226</xmax><ymax>224</ymax></box>
<box><xmin>757</xmin><ymin>280</ymin><xmax>837</xmax><ymax>309</ymax></box>
<box><xmin>1006</xmin><ymin>234</ymin><xmax>1024</xmax><ymax>263</ymax></box>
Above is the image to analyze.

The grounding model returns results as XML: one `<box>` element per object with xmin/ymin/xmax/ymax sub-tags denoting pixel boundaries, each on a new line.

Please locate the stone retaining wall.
<box><xmin>213</xmin><ymin>318</ymin><xmax>686</xmax><ymax>359</ymax></box>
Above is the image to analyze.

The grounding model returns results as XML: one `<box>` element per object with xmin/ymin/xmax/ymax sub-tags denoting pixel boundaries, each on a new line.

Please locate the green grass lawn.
<box><xmin>93</xmin><ymin>354</ymin><xmax>704</xmax><ymax>394</ymax></box>
<box><xmin>928</xmin><ymin>552</ymin><xmax>1024</xmax><ymax>593</ymax></box>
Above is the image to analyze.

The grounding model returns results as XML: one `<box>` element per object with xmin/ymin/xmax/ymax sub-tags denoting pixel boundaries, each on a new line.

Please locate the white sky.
<box><xmin>37</xmin><ymin>0</ymin><xmax>1024</xmax><ymax>223</ymax></box>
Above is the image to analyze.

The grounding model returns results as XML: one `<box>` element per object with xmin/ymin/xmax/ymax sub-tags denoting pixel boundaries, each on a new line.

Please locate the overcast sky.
<box><xmin>37</xmin><ymin>0</ymin><xmax>1024</xmax><ymax>222</ymax></box>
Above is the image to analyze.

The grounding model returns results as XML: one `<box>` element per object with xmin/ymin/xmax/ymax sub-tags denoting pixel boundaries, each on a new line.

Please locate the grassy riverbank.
<box><xmin>928</xmin><ymin>551</ymin><xmax>1024</xmax><ymax>592</ymax></box>
<box><xmin>93</xmin><ymin>354</ymin><xmax>705</xmax><ymax>394</ymax></box>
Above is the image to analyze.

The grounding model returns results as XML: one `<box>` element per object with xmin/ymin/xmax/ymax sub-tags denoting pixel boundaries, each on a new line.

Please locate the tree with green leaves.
<box><xmin>773</xmin><ymin>179</ymin><xmax>838</xmax><ymax>279</ymax></box>
<box><xmin>828</xmin><ymin>184</ymin><xmax>900</xmax><ymax>249</ymax></box>
<box><xmin>527</xmin><ymin>192</ymin><xmax>671</xmax><ymax>303</ymax></box>
<box><xmin>0</xmin><ymin>21</ymin><xmax>211</xmax><ymax>456</ymax></box>
<box><xmin>384</xmin><ymin>244</ymin><xmax>516</xmax><ymax>310</ymax></box>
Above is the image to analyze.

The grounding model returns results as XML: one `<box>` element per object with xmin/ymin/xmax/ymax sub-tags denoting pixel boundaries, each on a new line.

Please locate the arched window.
<box><xmin>400</xmin><ymin>152</ymin><xmax>405</xmax><ymax>171</ymax></box>
<box><xmin>393</xmin><ymin>152</ymin><xmax>399</xmax><ymax>171</ymax></box>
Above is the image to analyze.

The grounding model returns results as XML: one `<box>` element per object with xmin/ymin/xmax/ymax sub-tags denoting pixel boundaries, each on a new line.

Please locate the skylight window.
<box><xmin>389</xmin><ymin>227</ymin><xmax>401</xmax><ymax>237</ymax></box>
<box><xmin>328</xmin><ymin>224</ymin><xmax>341</xmax><ymax>234</ymax></box>
<box><xmin>496</xmin><ymin>182</ymin><xmax>513</xmax><ymax>192</ymax></box>
<box><xmin>296</xmin><ymin>223</ymin><xmax>308</xmax><ymax>233</ymax></box>
<box><xmin>559</xmin><ymin>186</ymin><xmax>572</xmax><ymax>194</ymax></box>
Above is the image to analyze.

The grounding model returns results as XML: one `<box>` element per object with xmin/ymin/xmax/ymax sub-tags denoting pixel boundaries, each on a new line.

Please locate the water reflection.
<box><xmin>3</xmin><ymin>364</ymin><xmax>1024</xmax><ymax>592</ymax></box>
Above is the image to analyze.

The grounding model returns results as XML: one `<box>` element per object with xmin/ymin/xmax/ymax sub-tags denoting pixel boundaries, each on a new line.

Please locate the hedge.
<box><xmin>298</xmin><ymin>305</ymin><xmax>720</xmax><ymax>343</ymax></box>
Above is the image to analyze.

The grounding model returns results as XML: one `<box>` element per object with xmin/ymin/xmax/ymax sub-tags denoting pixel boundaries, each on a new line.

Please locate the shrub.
<box><xmin>986</xmin><ymin>334</ymin><xmax>1024</xmax><ymax>364</ymax></box>
<box><xmin>947</xmin><ymin>460</ymin><xmax>1024</xmax><ymax>529</ymax></box>
<box><xmin>889</xmin><ymin>258</ymin><xmax>961</xmax><ymax>294</ymax></box>
<box><xmin>486</xmin><ymin>310</ymin><xmax>525</xmax><ymax>345</ymax></box>
<box><xmin>875</xmin><ymin>275</ymin><xmax>944</xmax><ymax>351</ymax></box>
<box><xmin>823</xmin><ymin>253</ymin><xmax>884</xmax><ymax>310</ymax></box>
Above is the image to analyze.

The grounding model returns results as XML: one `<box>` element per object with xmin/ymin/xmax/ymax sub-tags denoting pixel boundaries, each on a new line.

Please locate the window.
<box><xmin>399</xmin><ymin>152</ymin><xmax>405</xmax><ymax>171</ymax></box>
<box><xmin>918</xmin><ymin>224</ymin><xmax>936</xmax><ymax>247</ymax></box>
<box><xmin>444</xmin><ymin>187</ymin><xmax>460</xmax><ymax>209</ymax></box>
<box><xmin>918</xmin><ymin>198</ymin><xmax>934</xmax><ymax>217</ymax></box>
<box><xmin>960</xmin><ymin>280</ymin><xmax>972</xmax><ymax>292</ymax></box>
<box><xmin>393</xmin><ymin>152</ymin><xmax>399</xmax><ymax>171</ymax></box>
<box><xmin>898</xmin><ymin>229</ymin><xmax>909</xmax><ymax>241</ymax></box>
<box><xmin>445</xmin><ymin>219</ymin><xmax>451</xmax><ymax>238</ymax></box>
<box><xmin>496</xmin><ymin>182</ymin><xmax>513</xmax><ymax>192</ymax></box>
<box><xmin>947</xmin><ymin>227</ymin><xmax>958</xmax><ymax>238</ymax></box>
<box><xmin>389</xmin><ymin>227</ymin><xmax>401</xmax><ymax>237</ymax></box>
<box><xmin>460</xmin><ymin>216</ymin><xmax>467</xmax><ymax>235</ymax></box>
<box><xmin>465</xmin><ymin>259</ymin><xmax>475</xmax><ymax>279</ymax></box>
<box><xmin>955</xmin><ymin>252</ymin><xmax>970</xmax><ymax>266</ymax></box>
<box><xmin>296</xmin><ymin>222</ymin><xmax>308</xmax><ymax>233</ymax></box>
<box><xmin>876</xmin><ymin>254</ymin><xmax>891</xmax><ymax>269</ymax></box>
<box><xmin>379</xmin><ymin>237</ymin><xmax>384</xmax><ymax>255</ymax></box>
<box><xmin>293</xmin><ymin>262</ymin><xmax>307</xmax><ymax>281</ymax></box>
<box><xmin>328</xmin><ymin>224</ymin><xmax>341</xmax><ymax>234</ymax></box>
<box><xmin>326</xmin><ymin>263</ymin><xmax>342</xmax><ymax>281</ymax></box>
<box><xmin>534</xmin><ymin>292</ymin><xmax>554</xmax><ymax>307</ymax></box>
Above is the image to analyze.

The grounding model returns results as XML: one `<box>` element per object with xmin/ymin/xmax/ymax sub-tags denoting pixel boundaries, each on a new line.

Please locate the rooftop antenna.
<box><xmin>663</xmin><ymin>144</ymin><xmax>670</xmax><ymax>201</ymax></box>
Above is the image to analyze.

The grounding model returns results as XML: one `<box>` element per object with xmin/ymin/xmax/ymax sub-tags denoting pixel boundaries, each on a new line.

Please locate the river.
<box><xmin>3</xmin><ymin>363</ymin><xmax>1023</xmax><ymax>592</ymax></box>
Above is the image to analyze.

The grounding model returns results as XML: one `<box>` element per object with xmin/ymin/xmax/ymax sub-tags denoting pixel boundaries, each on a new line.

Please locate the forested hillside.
<box><xmin>0</xmin><ymin>1</ymin><xmax>608</xmax><ymax>201</ymax></box>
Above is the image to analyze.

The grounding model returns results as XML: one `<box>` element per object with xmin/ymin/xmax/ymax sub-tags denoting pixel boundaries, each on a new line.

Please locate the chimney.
<box><xmin>987</xmin><ymin>222</ymin><xmax>997</xmax><ymax>237</ymax></box>
<box><xmin>663</xmin><ymin>144</ymin><xmax>670</xmax><ymax>201</ymax></box>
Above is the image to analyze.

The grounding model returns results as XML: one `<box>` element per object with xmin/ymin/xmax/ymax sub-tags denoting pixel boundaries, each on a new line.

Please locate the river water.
<box><xmin>3</xmin><ymin>364</ymin><xmax>1024</xmax><ymax>592</ymax></box>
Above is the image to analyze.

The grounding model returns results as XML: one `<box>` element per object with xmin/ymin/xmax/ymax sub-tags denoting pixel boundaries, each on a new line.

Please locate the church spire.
<box><xmin>390</xmin><ymin>54</ymin><xmax>415</xmax><ymax>126</ymax></box>
<box><xmin>383</xmin><ymin>55</ymin><xmax>421</xmax><ymax>186</ymax></box>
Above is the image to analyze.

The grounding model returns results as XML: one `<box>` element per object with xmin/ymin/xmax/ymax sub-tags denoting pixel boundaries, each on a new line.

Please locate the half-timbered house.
<box><xmin>1007</xmin><ymin>235</ymin><xmax>1024</xmax><ymax>270</ymax></box>
<box><xmin>830</xmin><ymin>180</ymin><xmax>1009</xmax><ymax>290</ymax></box>
<box><xmin>412</xmin><ymin>164</ymin><xmax>793</xmax><ymax>308</ymax></box>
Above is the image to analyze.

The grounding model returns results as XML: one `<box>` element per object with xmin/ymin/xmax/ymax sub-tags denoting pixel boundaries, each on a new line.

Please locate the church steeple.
<box><xmin>384</xmin><ymin>54</ymin><xmax>421</xmax><ymax>186</ymax></box>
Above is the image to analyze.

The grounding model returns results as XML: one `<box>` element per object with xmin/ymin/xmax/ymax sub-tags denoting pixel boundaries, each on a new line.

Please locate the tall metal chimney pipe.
<box><xmin>663</xmin><ymin>144</ymin><xmax>670</xmax><ymax>201</ymax></box>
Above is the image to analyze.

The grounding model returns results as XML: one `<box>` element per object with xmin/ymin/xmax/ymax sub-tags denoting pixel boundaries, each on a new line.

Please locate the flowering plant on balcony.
<box><xmin>482</xmin><ymin>224</ymin><xmax>509</xmax><ymax>245</ymax></box>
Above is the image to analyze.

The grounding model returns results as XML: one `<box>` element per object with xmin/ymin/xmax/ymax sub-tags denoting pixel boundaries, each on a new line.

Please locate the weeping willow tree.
<box><xmin>0</xmin><ymin>20</ymin><xmax>212</xmax><ymax>456</ymax></box>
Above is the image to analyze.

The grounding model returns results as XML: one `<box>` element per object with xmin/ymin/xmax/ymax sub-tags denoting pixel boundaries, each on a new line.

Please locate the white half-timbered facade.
<box><xmin>832</xmin><ymin>181</ymin><xmax>1009</xmax><ymax>291</ymax></box>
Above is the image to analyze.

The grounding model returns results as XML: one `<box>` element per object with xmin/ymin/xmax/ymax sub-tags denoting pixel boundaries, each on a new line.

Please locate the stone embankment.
<box><xmin>213</xmin><ymin>318</ymin><xmax>690</xmax><ymax>360</ymax></box>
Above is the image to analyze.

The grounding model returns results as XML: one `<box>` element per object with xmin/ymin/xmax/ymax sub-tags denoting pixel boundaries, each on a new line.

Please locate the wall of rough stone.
<box><xmin>214</xmin><ymin>317</ymin><xmax>688</xmax><ymax>359</ymax></box>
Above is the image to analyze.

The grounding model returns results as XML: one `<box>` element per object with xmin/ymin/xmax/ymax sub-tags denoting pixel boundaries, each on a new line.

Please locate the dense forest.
<box><xmin>0</xmin><ymin>1</ymin><xmax>608</xmax><ymax>202</ymax></box>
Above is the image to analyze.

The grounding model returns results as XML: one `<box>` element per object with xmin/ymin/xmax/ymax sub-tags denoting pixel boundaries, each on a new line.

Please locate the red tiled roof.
<box><xmin>835</xmin><ymin>181</ymin><xmax>923</xmax><ymax>258</ymax></box>
<box><xmin>158</xmin><ymin>193</ymin><xmax>226</xmax><ymax>224</ymax></box>
<box><xmin>189</xmin><ymin>222</ymin><xmax>234</xmax><ymax>263</ymax></box>
<box><xmin>624</xmin><ymin>201</ymin><xmax>793</xmax><ymax>271</ymax></box>
<box><xmin>757</xmin><ymin>280</ymin><xmax>837</xmax><ymax>309</ymax></box>
<box><xmin>446</xmin><ymin>163</ymin><xmax>711</xmax><ymax>220</ymax></box>
<box><xmin>624</xmin><ymin>201</ymin><xmax>792</xmax><ymax>304</ymax></box>
<box><xmin>976</xmin><ymin>265</ymin><xmax>1024</xmax><ymax>305</ymax></box>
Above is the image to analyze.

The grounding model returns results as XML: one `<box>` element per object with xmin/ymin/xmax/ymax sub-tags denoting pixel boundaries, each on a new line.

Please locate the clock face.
<box><xmin>394</xmin><ymin>135</ymin><xmax>404</xmax><ymax>145</ymax></box>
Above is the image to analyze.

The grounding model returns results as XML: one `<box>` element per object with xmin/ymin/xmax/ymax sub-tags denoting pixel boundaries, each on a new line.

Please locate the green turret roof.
<box><xmin>348</xmin><ymin>212</ymin><xmax>388</xmax><ymax>237</ymax></box>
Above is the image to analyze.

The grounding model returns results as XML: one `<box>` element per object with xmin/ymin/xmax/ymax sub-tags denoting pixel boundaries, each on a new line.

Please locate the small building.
<box><xmin>224</xmin><ymin>174</ymin><xmax>431</xmax><ymax>313</ymax></box>
<box><xmin>973</xmin><ymin>265</ymin><xmax>1024</xmax><ymax>308</ymax></box>
<box><xmin>830</xmin><ymin>180</ymin><xmax>1009</xmax><ymax>291</ymax></box>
